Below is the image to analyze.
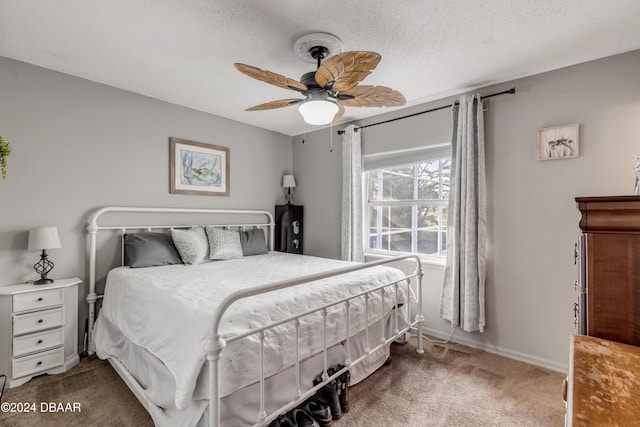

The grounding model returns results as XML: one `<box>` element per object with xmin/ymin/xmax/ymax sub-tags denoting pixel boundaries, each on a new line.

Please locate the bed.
<box><xmin>86</xmin><ymin>207</ymin><xmax>425</xmax><ymax>427</ymax></box>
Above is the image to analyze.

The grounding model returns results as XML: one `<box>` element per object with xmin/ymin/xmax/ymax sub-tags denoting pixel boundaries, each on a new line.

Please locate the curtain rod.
<box><xmin>337</xmin><ymin>87</ymin><xmax>515</xmax><ymax>134</ymax></box>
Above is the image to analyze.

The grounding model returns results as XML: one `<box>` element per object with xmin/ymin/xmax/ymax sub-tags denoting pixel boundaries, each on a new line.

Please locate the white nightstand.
<box><xmin>0</xmin><ymin>277</ymin><xmax>81</xmax><ymax>388</ymax></box>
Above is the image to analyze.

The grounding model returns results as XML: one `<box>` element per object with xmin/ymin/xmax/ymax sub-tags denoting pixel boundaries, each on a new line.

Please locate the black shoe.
<box><xmin>291</xmin><ymin>408</ymin><xmax>319</xmax><ymax>427</ymax></box>
<box><xmin>313</xmin><ymin>372</ymin><xmax>342</xmax><ymax>420</ymax></box>
<box><xmin>304</xmin><ymin>401</ymin><xmax>332</xmax><ymax>427</ymax></box>
<box><xmin>337</xmin><ymin>366</ymin><xmax>351</xmax><ymax>414</ymax></box>
<box><xmin>269</xmin><ymin>415</ymin><xmax>297</xmax><ymax>427</ymax></box>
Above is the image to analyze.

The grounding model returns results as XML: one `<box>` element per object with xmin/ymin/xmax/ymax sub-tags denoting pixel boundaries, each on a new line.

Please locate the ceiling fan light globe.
<box><xmin>298</xmin><ymin>99</ymin><xmax>339</xmax><ymax>125</ymax></box>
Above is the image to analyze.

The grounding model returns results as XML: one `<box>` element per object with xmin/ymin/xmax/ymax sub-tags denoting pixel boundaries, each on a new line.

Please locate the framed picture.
<box><xmin>537</xmin><ymin>124</ymin><xmax>579</xmax><ymax>160</ymax></box>
<box><xmin>170</xmin><ymin>137</ymin><xmax>229</xmax><ymax>196</ymax></box>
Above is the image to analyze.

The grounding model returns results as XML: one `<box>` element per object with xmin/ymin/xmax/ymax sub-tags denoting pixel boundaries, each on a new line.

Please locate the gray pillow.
<box><xmin>171</xmin><ymin>226</ymin><xmax>209</xmax><ymax>265</ymax></box>
<box><xmin>124</xmin><ymin>232</ymin><xmax>183</xmax><ymax>268</ymax></box>
<box><xmin>205</xmin><ymin>227</ymin><xmax>243</xmax><ymax>260</ymax></box>
<box><xmin>239</xmin><ymin>229</ymin><xmax>268</xmax><ymax>256</ymax></box>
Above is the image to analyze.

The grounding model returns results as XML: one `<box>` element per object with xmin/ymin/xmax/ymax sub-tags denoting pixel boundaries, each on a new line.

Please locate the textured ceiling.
<box><xmin>1</xmin><ymin>0</ymin><xmax>640</xmax><ymax>136</ymax></box>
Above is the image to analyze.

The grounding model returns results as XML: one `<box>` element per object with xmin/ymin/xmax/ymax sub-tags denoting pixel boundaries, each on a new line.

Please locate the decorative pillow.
<box><xmin>124</xmin><ymin>232</ymin><xmax>183</xmax><ymax>268</ymax></box>
<box><xmin>239</xmin><ymin>228</ymin><xmax>268</xmax><ymax>256</ymax></box>
<box><xmin>205</xmin><ymin>227</ymin><xmax>243</xmax><ymax>260</ymax></box>
<box><xmin>171</xmin><ymin>226</ymin><xmax>209</xmax><ymax>265</ymax></box>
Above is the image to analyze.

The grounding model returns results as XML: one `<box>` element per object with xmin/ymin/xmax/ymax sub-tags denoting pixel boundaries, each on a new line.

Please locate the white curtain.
<box><xmin>341</xmin><ymin>125</ymin><xmax>364</xmax><ymax>262</ymax></box>
<box><xmin>440</xmin><ymin>94</ymin><xmax>487</xmax><ymax>333</ymax></box>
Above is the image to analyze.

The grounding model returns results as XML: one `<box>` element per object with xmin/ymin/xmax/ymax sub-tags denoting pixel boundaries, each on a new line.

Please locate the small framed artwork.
<box><xmin>537</xmin><ymin>124</ymin><xmax>579</xmax><ymax>160</ymax></box>
<box><xmin>170</xmin><ymin>137</ymin><xmax>229</xmax><ymax>196</ymax></box>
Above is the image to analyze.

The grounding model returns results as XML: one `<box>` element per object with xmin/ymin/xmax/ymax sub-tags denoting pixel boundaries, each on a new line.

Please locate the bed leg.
<box><xmin>87</xmin><ymin>224</ymin><xmax>98</xmax><ymax>355</ymax></box>
<box><xmin>414</xmin><ymin>262</ymin><xmax>425</xmax><ymax>355</ymax></box>
<box><xmin>204</xmin><ymin>334</ymin><xmax>226</xmax><ymax>427</ymax></box>
<box><xmin>416</xmin><ymin>314</ymin><xmax>425</xmax><ymax>355</ymax></box>
<box><xmin>86</xmin><ymin>292</ymin><xmax>98</xmax><ymax>354</ymax></box>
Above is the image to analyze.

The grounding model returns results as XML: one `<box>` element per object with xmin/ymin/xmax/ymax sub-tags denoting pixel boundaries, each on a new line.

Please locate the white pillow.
<box><xmin>171</xmin><ymin>226</ymin><xmax>209</xmax><ymax>265</ymax></box>
<box><xmin>205</xmin><ymin>227</ymin><xmax>243</xmax><ymax>260</ymax></box>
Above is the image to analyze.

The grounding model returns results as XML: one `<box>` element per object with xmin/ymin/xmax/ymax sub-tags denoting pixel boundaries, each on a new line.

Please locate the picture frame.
<box><xmin>170</xmin><ymin>137</ymin><xmax>229</xmax><ymax>196</ymax></box>
<box><xmin>537</xmin><ymin>124</ymin><xmax>579</xmax><ymax>160</ymax></box>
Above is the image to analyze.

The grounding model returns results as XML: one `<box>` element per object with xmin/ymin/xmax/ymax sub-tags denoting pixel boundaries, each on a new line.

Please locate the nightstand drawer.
<box><xmin>12</xmin><ymin>346</ymin><xmax>64</xmax><ymax>380</ymax></box>
<box><xmin>13</xmin><ymin>307</ymin><xmax>64</xmax><ymax>336</ymax></box>
<box><xmin>13</xmin><ymin>288</ymin><xmax>64</xmax><ymax>313</ymax></box>
<box><xmin>12</xmin><ymin>327</ymin><xmax>64</xmax><ymax>357</ymax></box>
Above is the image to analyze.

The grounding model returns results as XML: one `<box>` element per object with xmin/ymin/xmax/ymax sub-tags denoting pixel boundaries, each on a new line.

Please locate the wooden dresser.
<box><xmin>576</xmin><ymin>196</ymin><xmax>640</xmax><ymax>346</ymax></box>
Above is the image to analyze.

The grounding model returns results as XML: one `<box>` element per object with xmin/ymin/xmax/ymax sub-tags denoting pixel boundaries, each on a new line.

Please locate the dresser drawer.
<box><xmin>12</xmin><ymin>327</ymin><xmax>64</xmax><ymax>357</ymax></box>
<box><xmin>13</xmin><ymin>307</ymin><xmax>64</xmax><ymax>336</ymax></box>
<box><xmin>12</xmin><ymin>346</ymin><xmax>64</xmax><ymax>380</ymax></box>
<box><xmin>13</xmin><ymin>288</ymin><xmax>64</xmax><ymax>313</ymax></box>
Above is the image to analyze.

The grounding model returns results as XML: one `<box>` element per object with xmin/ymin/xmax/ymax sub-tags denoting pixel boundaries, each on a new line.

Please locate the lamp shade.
<box><xmin>298</xmin><ymin>93</ymin><xmax>339</xmax><ymax>125</ymax></box>
<box><xmin>28</xmin><ymin>227</ymin><xmax>62</xmax><ymax>251</ymax></box>
<box><xmin>282</xmin><ymin>175</ymin><xmax>296</xmax><ymax>188</ymax></box>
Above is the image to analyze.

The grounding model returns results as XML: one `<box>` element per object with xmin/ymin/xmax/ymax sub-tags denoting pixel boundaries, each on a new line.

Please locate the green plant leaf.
<box><xmin>0</xmin><ymin>135</ymin><xmax>11</xmax><ymax>180</ymax></box>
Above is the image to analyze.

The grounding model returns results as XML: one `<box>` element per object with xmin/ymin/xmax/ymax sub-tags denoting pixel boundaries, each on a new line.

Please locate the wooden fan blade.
<box><xmin>234</xmin><ymin>63</ymin><xmax>307</xmax><ymax>92</ymax></box>
<box><xmin>338</xmin><ymin>85</ymin><xmax>406</xmax><ymax>108</ymax></box>
<box><xmin>333</xmin><ymin>102</ymin><xmax>345</xmax><ymax>123</ymax></box>
<box><xmin>245</xmin><ymin>98</ymin><xmax>304</xmax><ymax>111</ymax></box>
<box><xmin>315</xmin><ymin>51</ymin><xmax>381</xmax><ymax>92</ymax></box>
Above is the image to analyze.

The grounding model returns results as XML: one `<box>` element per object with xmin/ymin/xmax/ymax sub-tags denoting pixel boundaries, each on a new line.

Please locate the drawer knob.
<box><xmin>36</xmin><ymin>361</ymin><xmax>42</xmax><ymax>366</ymax></box>
<box><xmin>37</xmin><ymin>339</ymin><xmax>43</xmax><ymax>344</ymax></box>
<box><xmin>37</xmin><ymin>297</ymin><xmax>44</xmax><ymax>302</ymax></box>
<box><xmin>37</xmin><ymin>319</ymin><xmax>44</xmax><ymax>324</ymax></box>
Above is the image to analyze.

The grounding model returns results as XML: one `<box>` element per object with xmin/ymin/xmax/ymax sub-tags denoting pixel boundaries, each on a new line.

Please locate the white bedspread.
<box><xmin>95</xmin><ymin>252</ymin><xmax>408</xmax><ymax>411</ymax></box>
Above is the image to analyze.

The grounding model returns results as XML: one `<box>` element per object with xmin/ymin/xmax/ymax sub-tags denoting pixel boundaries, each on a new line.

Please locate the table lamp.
<box><xmin>28</xmin><ymin>226</ymin><xmax>61</xmax><ymax>285</ymax></box>
<box><xmin>283</xmin><ymin>175</ymin><xmax>296</xmax><ymax>204</ymax></box>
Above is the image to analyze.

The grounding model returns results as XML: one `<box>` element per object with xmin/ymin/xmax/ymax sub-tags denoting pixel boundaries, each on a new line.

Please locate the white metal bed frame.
<box><xmin>86</xmin><ymin>206</ymin><xmax>425</xmax><ymax>427</ymax></box>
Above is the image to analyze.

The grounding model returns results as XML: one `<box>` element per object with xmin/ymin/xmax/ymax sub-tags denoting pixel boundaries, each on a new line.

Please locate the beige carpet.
<box><xmin>0</xmin><ymin>338</ymin><xmax>566</xmax><ymax>427</ymax></box>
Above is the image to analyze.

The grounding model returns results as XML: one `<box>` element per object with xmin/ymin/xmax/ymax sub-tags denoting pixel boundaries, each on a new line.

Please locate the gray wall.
<box><xmin>2</xmin><ymin>49</ymin><xmax>639</xmax><ymax>371</ymax></box>
<box><xmin>0</xmin><ymin>57</ymin><xmax>292</xmax><ymax>344</ymax></box>
<box><xmin>293</xmin><ymin>49</ymin><xmax>640</xmax><ymax>371</ymax></box>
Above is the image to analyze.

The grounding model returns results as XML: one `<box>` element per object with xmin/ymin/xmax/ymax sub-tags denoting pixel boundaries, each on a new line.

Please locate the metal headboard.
<box><xmin>85</xmin><ymin>206</ymin><xmax>275</xmax><ymax>352</ymax></box>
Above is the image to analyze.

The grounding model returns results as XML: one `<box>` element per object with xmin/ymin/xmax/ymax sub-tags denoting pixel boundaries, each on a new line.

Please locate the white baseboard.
<box><xmin>419</xmin><ymin>326</ymin><xmax>569</xmax><ymax>373</ymax></box>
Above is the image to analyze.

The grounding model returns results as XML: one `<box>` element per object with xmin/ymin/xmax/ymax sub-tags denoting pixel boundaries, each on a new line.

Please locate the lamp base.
<box><xmin>33</xmin><ymin>249</ymin><xmax>55</xmax><ymax>286</ymax></box>
<box><xmin>285</xmin><ymin>188</ymin><xmax>294</xmax><ymax>204</ymax></box>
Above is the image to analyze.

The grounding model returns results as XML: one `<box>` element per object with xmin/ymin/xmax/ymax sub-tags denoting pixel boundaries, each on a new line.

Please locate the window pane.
<box><xmin>440</xmin><ymin>229</ymin><xmax>447</xmax><ymax>256</ymax></box>
<box><xmin>367</xmin><ymin>171</ymin><xmax>380</xmax><ymax>201</ymax></box>
<box><xmin>368</xmin><ymin>206</ymin><xmax>379</xmax><ymax>228</ymax></box>
<box><xmin>440</xmin><ymin>206</ymin><xmax>448</xmax><ymax>256</ymax></box>
<box><xmin>390</xmin><ymin>232</ymin><xmax>412</xmax><ymax>252</ymax></box>
<box><xmin>440</xmin><ymin>159</ymin><xmax>451</xmax><ymax>200</ymax></box>
<box><xmin>417</xmin><ymin>162</ymin><xmax>438</xmax><ymax>199</ymax></box>
<box><xmin>368</xmin><ymin>233</ymin><xmax>391</xmax><ymax>251</ymax></box>
<box><xmin>383</xmin><ymin>165</ymin><xmax>414</xmax><ymax>201</ymax></box>
<box><xmin>417</xmin><ymin>159</ymin><xmax>451</xmax><ymax>200</ymax></box>
<box><xmin>367</xmin><ymin>205</ymin><xmax>413</xmax><ymax>252</ymax></box>
<box><xmin>417</xmin><ymin>230</ymin><xmax>438</xmax><ymax>255</ymax></box>
<box><xmin>387</xmin><ymin>205</ymin><xmax>412</xmax><ymax>229</ymax></box>
<box><xmin>441</xmin><ymin>206</ymin><xmax>448</xmax><ymax>230</ymax></box>
<box><xmin>417</xmin><ymin>206</ymin><xmax>439</xmax><ymax>228</ymax></box>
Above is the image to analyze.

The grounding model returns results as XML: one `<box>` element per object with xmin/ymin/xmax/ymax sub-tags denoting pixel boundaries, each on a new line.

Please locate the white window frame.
<box><xmin>363</xmin><ymin>144</ymin><xmax>451</xmax><ymax>265</ymax></box>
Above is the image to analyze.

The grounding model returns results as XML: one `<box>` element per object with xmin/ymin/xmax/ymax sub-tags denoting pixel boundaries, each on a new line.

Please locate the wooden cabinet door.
<box><xmin>587</xmin><ymin>232</ymin><xmax>640</xmax><ymax>345</ymax></box>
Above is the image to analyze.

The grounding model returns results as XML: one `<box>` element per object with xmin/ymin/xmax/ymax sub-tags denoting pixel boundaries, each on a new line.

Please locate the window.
<box><xmin>364</xmin><ymin>145</ymin><xmax>450</xmax><ymax>259</ymax></box>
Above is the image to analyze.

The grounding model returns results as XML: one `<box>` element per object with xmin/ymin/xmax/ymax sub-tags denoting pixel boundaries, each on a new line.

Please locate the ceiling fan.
<box><xmin>234</xmin><ymin>33</ymin><xmax>406</xmax><ymax>126</ymax></box>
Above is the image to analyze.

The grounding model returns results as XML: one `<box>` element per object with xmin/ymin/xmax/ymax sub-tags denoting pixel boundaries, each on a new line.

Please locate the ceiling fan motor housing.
<box><xmin>300</xmin><ymin>71</ymin><xmax>321</xmax><ymax>89</ymax></box>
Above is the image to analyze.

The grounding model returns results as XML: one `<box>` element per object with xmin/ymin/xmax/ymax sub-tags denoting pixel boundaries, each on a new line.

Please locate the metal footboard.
<box><xmin>205</xmin><ymin>254</ymin><xmax>424</xmax><ymax>427</ymax></box>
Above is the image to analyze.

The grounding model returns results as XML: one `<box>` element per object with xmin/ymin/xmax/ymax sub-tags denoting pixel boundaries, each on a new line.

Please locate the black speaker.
<box><xmin>275</xmin><ymin>204</ymin><xmax>303</xmax><ymax>254</ymax></box>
